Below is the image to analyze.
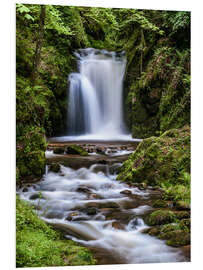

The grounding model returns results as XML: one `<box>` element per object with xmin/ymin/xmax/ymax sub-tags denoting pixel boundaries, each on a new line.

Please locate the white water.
<box><xmin>64</xmin><ymin>48</ymin><xmax>131</xmax><ymax>141</ymax></box>
<box><xmin>18</xmin><ymin>163</ymin><xmax>185</xmax><ymax>264</ymax></box>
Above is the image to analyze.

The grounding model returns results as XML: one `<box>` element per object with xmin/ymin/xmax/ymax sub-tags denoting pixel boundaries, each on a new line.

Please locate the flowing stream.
<box><xmin>18</xmin><ymin>152</ymin><xmax>187</xmax><ymax>264</ymax></box>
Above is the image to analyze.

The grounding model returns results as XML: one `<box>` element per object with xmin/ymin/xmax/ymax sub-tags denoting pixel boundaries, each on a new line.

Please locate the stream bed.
<box><xmin>17</xmin><ymin>142</ymin><xmax>189</xmax><ymax>265</ymax></box>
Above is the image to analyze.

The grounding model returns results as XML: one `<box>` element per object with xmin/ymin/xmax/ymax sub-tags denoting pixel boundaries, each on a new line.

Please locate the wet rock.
<box><xmin>22</xmin><ymin>187</ymin><xmax>28</xmax><ymax>192</ymax></box>
<box><xmin>85</xmin><ymin>207</ymin><xmax>97</xmax><ymax>215</ymax></box>
<box><xmin>53</xmin><ymin>147</ymin><xmax>64</xmax><ymax>154</ymax></box>
<box><xmin>98</xmin><ymin>202</ymin><xmax>120</xmax><ymax>209</ymax></box>
<box><xmin>65</xmin><ymin>145</ymin><xmax>88</xmax><ymax>156</ymax></box>
<box><xmin>77</xmin><ymin>186</ymin><xmax>91</xmax><ymax>193</ymax></box>
<box><xmin>152</xmin><ymin>199</ymin><xmax>168</xmax><ymax>208</ymax></box>
<box><xmin>120</xmin><ymin>200</ymin><xmax>138</xmax><ymax>210</ymax></box>
<box><xmin>99</xmin><ymin>208</ymin><xmax>116</xmax><ymax>214</ymax></box>
<box><xmin>73</xmin><ymin>216</ymin><xmax>89</xmax><ymax>221</ymax></box>
<box><xmin>109</xmin><ymin>163</ymin><xmax>122</xmax><ymax>174</ymax></box>
<box><xmin>139</xmin><ymin>183</ymin><xmax>147</xmax><ymax>189</ymax></box>
<box><xmin>105</xmin><ymin>211</ymin><xmax>135</xmax><ymax>224</ymax></box>
<box><xmin>29</xmin><ymin>192</ymin><xmax>44</xmax><ymax>200</ymax></box>
<box><xmin>120</xmin><ymin>190</ymin><xmax>132</xmax><ymax>195</ymax></box>
<box><xmin>146</xmin><ymin>210</ymin><xmax>176</xmax><ymax>226</ymax></box>
<box><xmin>45</xmin><ymin>211</ymin><xmax>64</xmax><ymax>219</ymax></box>
<box><xmin>96</xmin><ymin>147</ymin><xmax>105</xmax><ymax>154</ymax></box>
<box><xmin>49</xmin><ymin>163</ymin><xmax>60</xmax><ymax>173</ymax></box>
<box><xmin>91</xmin><ymin>164</ymin><xmax>108</xmax><ymax>174</ymax></box>
<box><xmin>129</xmin><ymin>194</ymin><xmax>140</xmax><ymax>200</ymax></box>
<box><xmin>144</xmin><ymin>227</ymin><xmax>161</xmax><ymax>236</ymax></box>
<box><xmin>88</xmin><ymin>193</ymin><xmax>102</xmax><ymax>200</ymax></box>
<box><xmin>98</xmin><ymin>159</ymin><xmax>107</xmax><ymax>165</ymax></box>
<box><xmin>65</xmin><ymin>212</ymin><xmax>79</xmax><ymax>221</ymax></box>
<box><xmin>86</xmin><ymin>202</ymin><xmax>100</xmax><ymax>208</ymax></box>
<box><xmin>112</xmin><ymin>221</ymin><xmax>125</xmax><ymax>230</ymax></box>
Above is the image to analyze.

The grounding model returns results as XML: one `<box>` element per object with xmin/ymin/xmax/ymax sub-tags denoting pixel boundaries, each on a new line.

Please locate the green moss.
<box><xmin>152</xmin><ymin>200</ymin><xmax>168</xmax><ymax>208</ymax></box>
<box><xmin>16</xmin><ymin>196</ymin><xmax>96</xmax><ymax>268</ymax></box>
<box><xmin>117</xmin><ymin>126</ymin><xmax>190</xmax><ymax>204</ymax></box>
<box><xmin>66</xmin><ymin>145</ymin><xmax>88</xmax><ymax>156</ymax></box>
<box><xmin>146</xmin><ymin>210</ymin><xmax>176</xmax><ymax>226</ymax></box>
<box><xmin>165</xmin><ymin>230</ymin><xmax>190</xmax><ymax>247</ymax></box>
<box><xmin>16</xmin><ymin>126</ymin><xmax>47</xmax><ymax>180</ymax></box>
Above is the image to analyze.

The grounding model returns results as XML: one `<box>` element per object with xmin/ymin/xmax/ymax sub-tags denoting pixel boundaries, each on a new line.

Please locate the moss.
<box><xmin>16</xmin><ymin>126</ymin><xmax>47</xmax><ymax>180</ymax></box>
<box><xmin>66</xmin><ymin>145</ymin><xmax>88</xmax><ymax>156</ymax></box>
<box><xmin>165</xmin><ymin>231</ymin><xmax>190</xmax><ymax>247</ymax></box>
<box><xmin>53</xmin><ymin>147</ymin><xmax>65</xmax><ymax>154</ymax></box>
<box><xmin>175</xmin><ymin>211</ymin><xmax>190</xmax><ymax>220</ymax></box>
<box><xmin>152</xmin><ymin>200</ymin><xmax>168</xmax><ymax>208</ymax></box>
<box><xmin>49</xmin><ymin>163</ymin><xmax>61</xmax><ymax>173</ymax></box>
<box><xmin>180</xmin><ymin>218</ymin><xmax>190</xmax><ymax>231</ymax></box>
<box><xmin>16</xmin><ymin>196</ymin><xmax>96</xmax><ymax>268</ymax></box>
<box><xmin>146</xmin><ymin>210</ymin><xmax>176</xmax><ymax>226</ymax></box>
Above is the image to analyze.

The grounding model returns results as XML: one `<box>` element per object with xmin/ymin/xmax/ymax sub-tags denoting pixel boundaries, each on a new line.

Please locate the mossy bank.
<box><xmin>16</xmin><ymin>196</ymin><xmax>96</xmax><ymax>267</ymax></box>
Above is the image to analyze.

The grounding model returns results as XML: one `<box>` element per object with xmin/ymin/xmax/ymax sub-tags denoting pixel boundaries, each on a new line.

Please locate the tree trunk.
<box><xmin>32</xmin><ymin>5</ymin><xmax>46</xmax><ymax>85</ymax></box>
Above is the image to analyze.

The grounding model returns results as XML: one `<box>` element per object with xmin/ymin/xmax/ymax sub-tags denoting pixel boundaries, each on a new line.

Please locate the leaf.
<box><xmin>16</xmin><ymin>4</ymin><xmax>30</xmax><ymax>14</ymax></box>
<box><xmin>24</xmin><ymin>14</ymin><xmax>34</xmax><ymax>22</ymax></box>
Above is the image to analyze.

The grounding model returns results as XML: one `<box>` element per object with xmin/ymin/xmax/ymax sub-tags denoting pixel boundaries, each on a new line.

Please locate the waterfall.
<box><xmin>67</xmin><ymin>48</ymin><xmax>129</xmax><ymax>140</ymax></box>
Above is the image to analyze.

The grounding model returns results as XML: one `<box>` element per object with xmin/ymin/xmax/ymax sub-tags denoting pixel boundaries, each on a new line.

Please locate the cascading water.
<box><xmin>66</xmin><ymin>48</ymin><xmax>131</xmax><ymax>141</ymax></box>
<box><xmin>18</xmin><ymin>163</ymin><xmax>187</xmax><ymax>264</ymax></box>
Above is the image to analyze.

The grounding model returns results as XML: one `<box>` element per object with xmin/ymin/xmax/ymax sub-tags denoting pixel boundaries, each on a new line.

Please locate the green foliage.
<box><xmin>16</xmin><ymin>126</ymin><xmax>47</xmax><ymax>179</ymax></box>
<box><xmin>45</xmin><ymin>5</ymin><xmax>73</xmax><ymax>36</ymax></box>
<box><xmin>16</xmin><ymin>196</ymin><xmax>96</xmax><ymax>267</ymax></box>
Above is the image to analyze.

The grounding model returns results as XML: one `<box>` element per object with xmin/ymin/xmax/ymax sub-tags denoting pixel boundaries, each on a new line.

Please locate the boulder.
<box><xmin>49</xmin><ymin>163</ymin><xmax>60</xmax><ymax>173</ymax></box>
<box><xmin>53</xmin><ymin>147</ymin><xmax>65</xmax><ymax>154</ymax></box>
<box><xmin>152</xmin><ymin>199</ymin><xmax>168</xmax><ymax>208</ymax></box>
<box><xmin>112</xmin><ymin>221</ymin><xmax>125</xmax><ymax>230</ymax></box>
<box><xmin>146</xmin><ymin>210</ymin><xmax>176</xmax><ymax>226</ymax></box>
<box><xmin>98</xmin><ymin>202</ymin><xmax>120</xmax><ymax>209</ymax></box>
<box><xmin>65</xmin><ymin>211</ymin><xmax>79</xmax><ymax>221</ymax></box>
<box><xmin>120</xmin><ymin>190</ymin><xmax>132</xmax><ymax>195</ymax></box>
<box><xmin>65</xmin><ymin>145</ymin><xmax>88</xmax><ymax>156</ymax></box>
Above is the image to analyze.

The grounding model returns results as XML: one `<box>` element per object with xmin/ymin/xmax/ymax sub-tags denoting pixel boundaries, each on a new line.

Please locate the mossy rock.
<box><xmin>165</xmin><ymin>230</ymin><xmax>190</xmax><ymax>247</ymax></box>
<box><xmin>175</xmin><ymin>211</ymin><xmax>190</xmax><ymax>220</ymax></box>
<box><xmin>180</xmin><ymin>219</ymin><xmax>190</xmax><ymax>231</ymax></box>
<box><xmin>65</xmin><ymin>145</ymin><xmax>88</xmax><ymax>156</ymax></box>
<box><xmin>117</xmin><ymin>126</ymin><xmax>190</xmax><ymax>205</ymax></box>
<box><xmin>53</xmin><ymin>147</ymin><xmax>65</xmax><ymax>154</ymax></box>
<box><xmin>49</xmin><ymin>163</ymin><xmax>61</xmax><ymax>173</ymax></box>
<box><xmin>146</xmin><ymin>210</ymin><xmax>176</xmax><ymax>226</ymax></box>
<box><xmin>144</xmin><ymin>226</ymin><xmax>161</xmax><ymax>236</ymax></box>
<box><xmin>175</xmin><ymin>200</ymin><xmax>190</xmax><ymax>211</ymax></box>
<box><xmin>152</xmin><ymin>200</ymin><xmax>168</xmax><ymax>208</ymax></box>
